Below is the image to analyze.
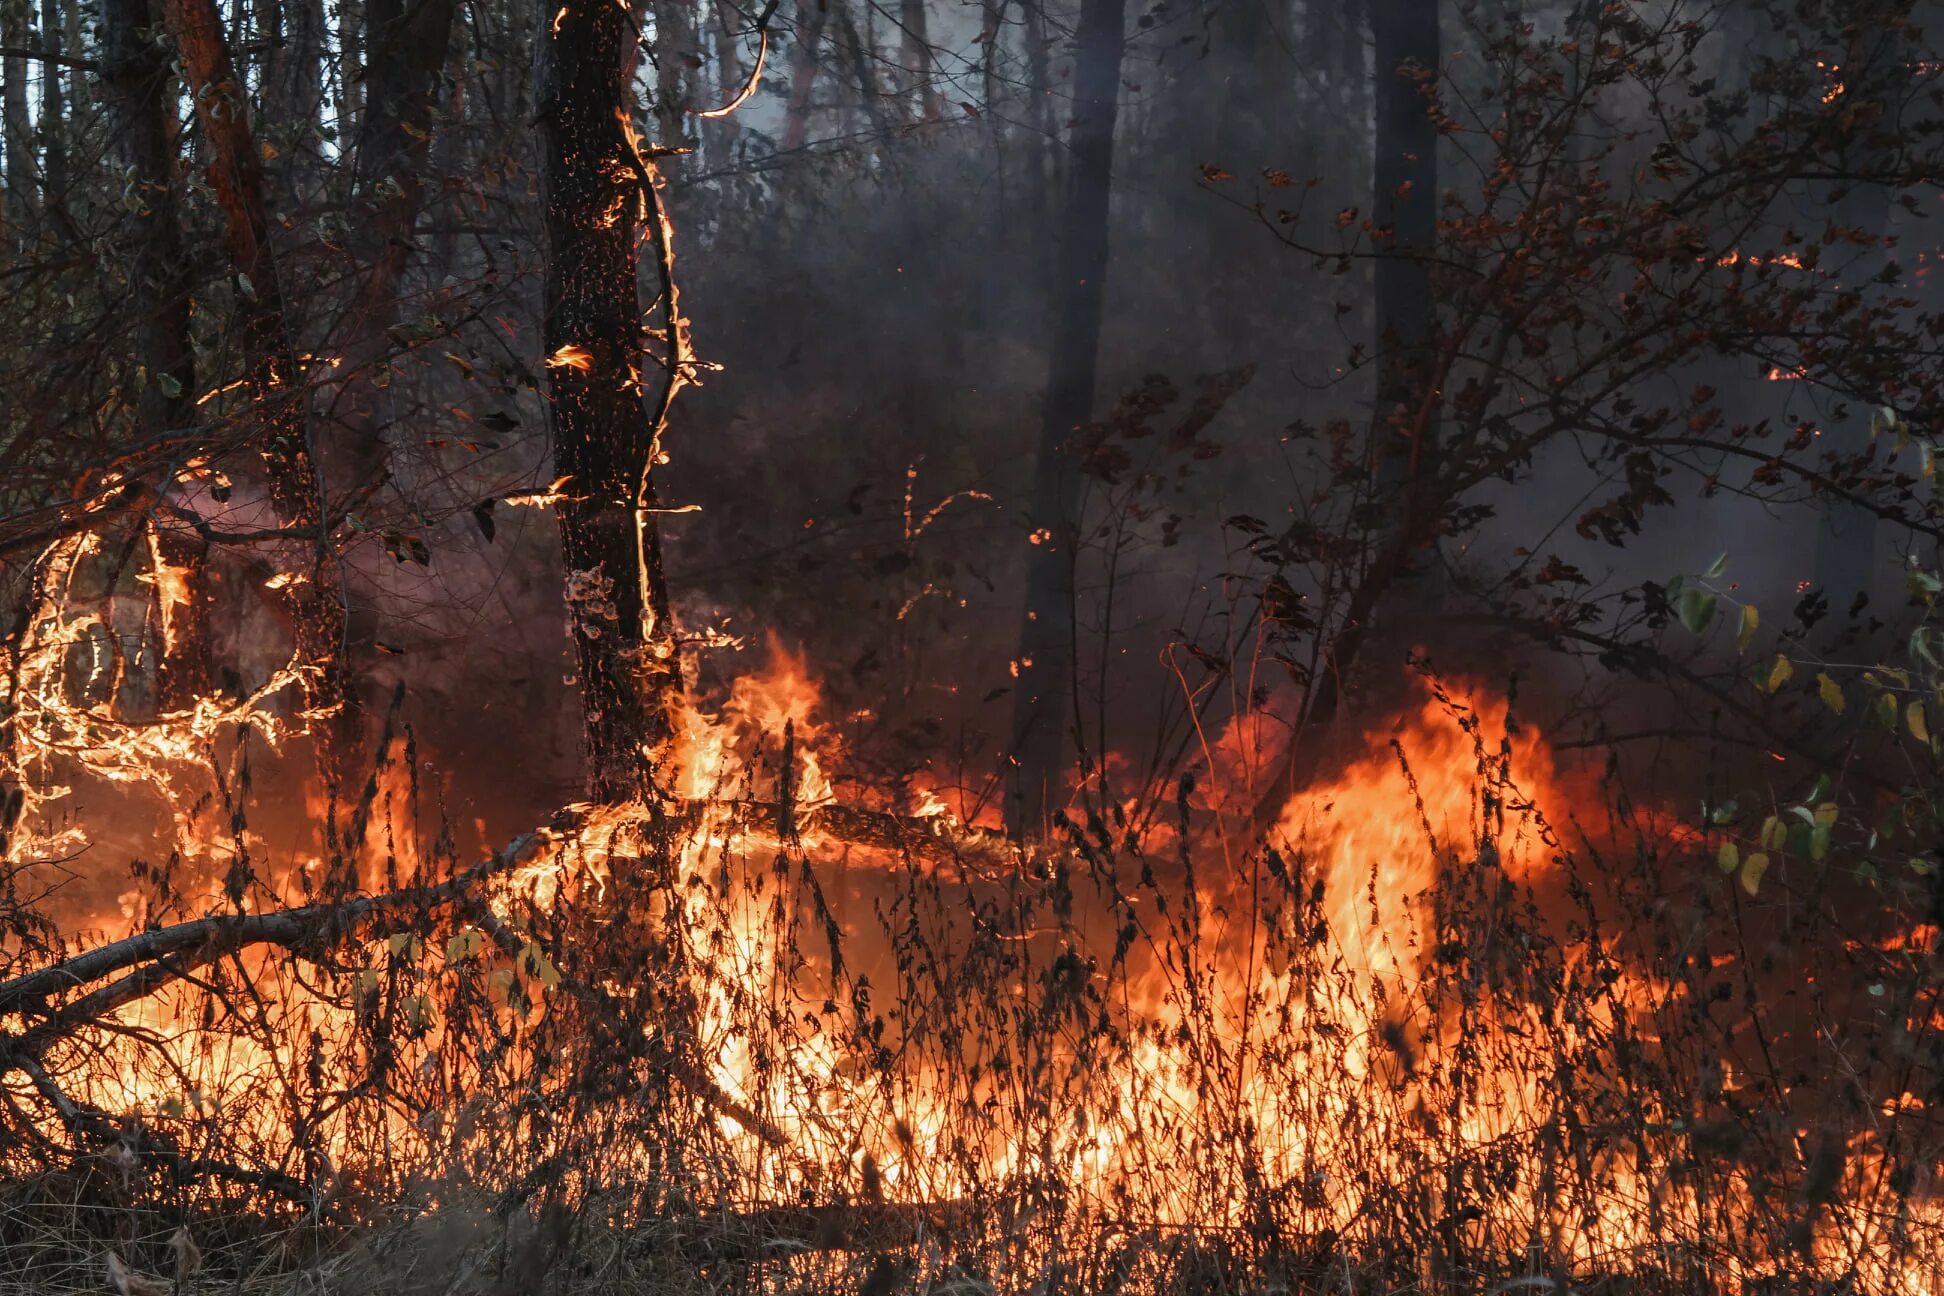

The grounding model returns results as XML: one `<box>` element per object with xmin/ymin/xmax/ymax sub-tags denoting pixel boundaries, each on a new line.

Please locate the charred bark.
<box><xmin>1006</xmin><ymin>0</ymin><xmax>1125</xmax><ymax>838</ymax></box>
<box><xmin>537</xmin><ymin>0</ymin><xmax>684</xmax><ymax>803</ymax></box>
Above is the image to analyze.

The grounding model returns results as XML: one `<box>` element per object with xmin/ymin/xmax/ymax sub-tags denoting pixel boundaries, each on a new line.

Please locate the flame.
<box><xmin>7</xmin><ymin>610</ymin><xmax>1943</xmax><ymax>1290</ymax></box>
<box><xmin>544</xmin><ymin>343</ymin><xmax>594</xmax><ymax>370</ymax></box>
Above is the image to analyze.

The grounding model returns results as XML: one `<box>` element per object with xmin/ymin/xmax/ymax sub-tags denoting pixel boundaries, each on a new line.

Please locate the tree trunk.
<box><xmin>1369</xmin><ymin>0</ymin><xmax>1439</xmax><ymax>498</ymax></box>
<box><xmin>35</xmin><ymin>0</ymin><xmax>61</xmax><ymax>203</ymax></box>
<box><xmin>160</xmin><ymin>0</ymin><xmax>357</xmax><ymax>801</ymax></box>
<box><xmin>707</xmin><ymin>0</ymin><xmax>741</xmax><ymax>163</ymax></box>
<box><xmin>333</xmin><ymin>0</ymin><xmax>459</xmax><ymax>487</ymax></box>
<box><xmin>782</xmin><ymin>0</ymin><xmax>826</xmax><ymax>151</ymax></box>
<box><xmin>648</xmin><ymin>0</ymin><xmax>697</xmax><ymax>150</ymax></box>
<box><xmin>898</xmin><ymin>0</ymin><xmax>938</xmax><ymax>121</ymax></box>
<box><xmin>537</xmin><ymin>0</ymin><xmax>684</xmax><ymax>803</ymax></box>
<box><xmin>2</xmin><ymin>0</ymin><xmax>33</xmax><ymax>229</ymax></box>
<box><xmin>1005</xmin><ymin>0</ymin><xmax>1124</xmax><ymax>838</ymax></box>
<box><xmin>104</xmin><ymin>0</ymin><xmax>206</xmax><ymax>709</ymax></box>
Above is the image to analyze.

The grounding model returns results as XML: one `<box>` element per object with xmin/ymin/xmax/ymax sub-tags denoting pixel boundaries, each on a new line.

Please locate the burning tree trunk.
<box><xmin>160</xmin><ymin>0</ymin><xmax>359</xmax><ymax>800</ymax></box>
<box><xmin>1006</xmin><ymin>0</ymin><xmax>1125</xmax><ymax>838</ymax></box>
<box><xmin>537</xmin><ymin>0</ymin><xmax>685</xmax><ymax>803</ymax></box>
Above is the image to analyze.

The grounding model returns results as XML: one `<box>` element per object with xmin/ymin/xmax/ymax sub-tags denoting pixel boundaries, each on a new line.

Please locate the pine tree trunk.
<box><xmin>1006</xmin><ymin>0</ymin><xmax>1124</xmax><ymax>838</ymax></box>
<box><xmin>1369</xmin><ymin>0</ymin><xmax>1439</xmax><ymax>493</ymax></box>
<box><xmin>537</xmin><ymin>0</ymin><xmax>683</xmax><ymax>803</ymax></box>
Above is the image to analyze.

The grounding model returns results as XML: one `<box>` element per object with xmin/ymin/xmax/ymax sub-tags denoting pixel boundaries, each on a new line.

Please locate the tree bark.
<box><xmin>1005</xmin><ymin>0</ymin><xmax>1124</xmax><ymax>838</ymax></box>
<box><xmin>648</xmin><ymin>0</ymin><xmax>697</xmax><ymax>150</ymax></box>
<box><xmin>537</xmin><ymin>0</ymin><xmax>684</xmax><ymax>803</ymax></box>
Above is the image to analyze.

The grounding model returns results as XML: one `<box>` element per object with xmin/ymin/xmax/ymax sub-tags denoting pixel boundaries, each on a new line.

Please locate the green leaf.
<box><xmin>236</xmin><ymin>271</ymin><xmax>256</xmax><ymax>301</ymax></box>
<box><xmin>1703</xmin><ymin>552</ymin><xmax>1729</xmax><ymax>579</ymax></box>
<box><xmin>156</xmin><ymin>372</ymin><xmax>183</xmax><ymax>399</ymax></box>
<box><xmin>1765</xmin><ymin>654</ymin><xmax>1794</xmax><ymax>693</ymax></box>
<box><xmin>1717</xmin><ymin>841</ymin><xmax>1740</xmax><ymax>873</ymax></box>
<box><xmin>1737</xmin><ymin>603</ymin><xmax>1759</xmax><ymax>653</ymax></box>
<box><xmin>1818</xmin><ymin>672</ymin><xmax>1846</xmax><ymax>714</ymax></box>
<box><xmin>1708</xmin><ymin>798</ymin><xmax>1741</xmax><ymax>826</ymax></box>
<box><xmin>1678</xmin><ymin>589</ymin><xmax>1719</xmax><ymax>636</ymax></box>
<box><xmin>1741</xmin><ymin>852</ymin><xmax>1770</xmax><ymax>896</ymax></box>
<box><xmin>1879</xmin><ymin>691</ymin><xmax>1900</xmax><ymax>731</ymax></box>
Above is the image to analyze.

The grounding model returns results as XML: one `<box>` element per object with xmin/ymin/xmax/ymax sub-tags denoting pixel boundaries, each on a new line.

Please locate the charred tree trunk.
<box><xmin>1005</xmin><ymin>0</ymin><xmax>1124</xmax><ymax>838</ymax></box>
<box><xmin>161</xmin><ymin>0</ymin><xmax>357</xmax><ymax>800</ymax></box>
<box><xmin>537</xmin><ymin>0</ymin><xmax>684</xmax><ymax>803</ymax></box>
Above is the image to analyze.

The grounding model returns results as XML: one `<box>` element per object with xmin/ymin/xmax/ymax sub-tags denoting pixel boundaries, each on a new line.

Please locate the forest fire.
<box><xmin>5</xmin><ymin>0</ymin><xmax>1944</xmax><ymax>1290</ymax></box>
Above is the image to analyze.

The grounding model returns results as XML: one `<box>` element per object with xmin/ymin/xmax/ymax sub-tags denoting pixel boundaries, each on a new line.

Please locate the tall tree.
<box><xmin>537</xmin><ymin>0</ymin><xmax>684</xmax><ymax>802</ymax></box>
<box><xmin>1006</xmin><ymin>0</ymin><xmax>1127</xmax><ymax>837</ymax></box>
<box><xmin>36</xmin><ymin>0</ymin><xmax>61</xmax><ymax>203</ymax></box>
<box><xmin>104</xmin><ymin>0</ymin><xmax>205</xmax><ymax>708</ymax></box>
<box><xmin>2</xmin><ymin>0</ymin><xmax>33</xmax><ymax>228</ymax></box>
<box><xmin>161</xmin><ymin>0</ymin><xmax>358</xmax><ymax>803</ymax></box>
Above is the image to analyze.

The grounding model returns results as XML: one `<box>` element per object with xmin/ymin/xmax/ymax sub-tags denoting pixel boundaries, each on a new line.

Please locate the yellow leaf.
<box><xmin>1909</xmin><ymin>700</ymin><xmax>1929</xmax><ymax>745</ymax></box>
<box><xmin>1766</xmin><ymin>654</ymin><xmax>1794</xmax><ymax>692</ymax></box>
<box><xmin>1741</xmin><ymin>852</ymin><xmax>1770</xmax><ymax>896</ymax></box>
<box><xmin>445</xmin><ymin>930</ymin><xmax>485</xmax><ymax>964</ymax></box>
<box><xmin>1737</xmin><ymin>603</ymin><xmax>1759</xmax><ymax>653</ymax></box>
<box><xmin>1761</xmin><ymin>815</ymin><xmax>1787</xmax><ymax>851</ymax></box>
<box><xmin>1818</xmin><ymin>672</ymin><xmax>1845</xmax><ymax>714</ymax></box>
<box><xmin>1814</xmin><ymin>802</ymin><xmax>1840</xmax><ymax>827</ymax></box>
<box><xmin>1879</xmin><ymin>691</ymin><xmax>1900</xmax><ymax>730</ymax></box>
<box><xmin>386</xmin><ymin>932</ymin><xmax>422</xmax><ymax>961</ymax></box>
<box><xmin>518</xmin><ymin>942</ymin><xmax>562</xmax><ymax>991</ymax></box>
<box><xmin>1717</xmin><ymin>841</ymin><xmax>1740</xmax><ymax>873</ymax></box>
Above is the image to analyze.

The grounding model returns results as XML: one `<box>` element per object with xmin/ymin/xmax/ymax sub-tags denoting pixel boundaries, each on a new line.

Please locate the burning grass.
<box><xmin>2</xmin><ymin>636</ymin><xmax>1943</xmax><ymax>1293</ymax></box>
